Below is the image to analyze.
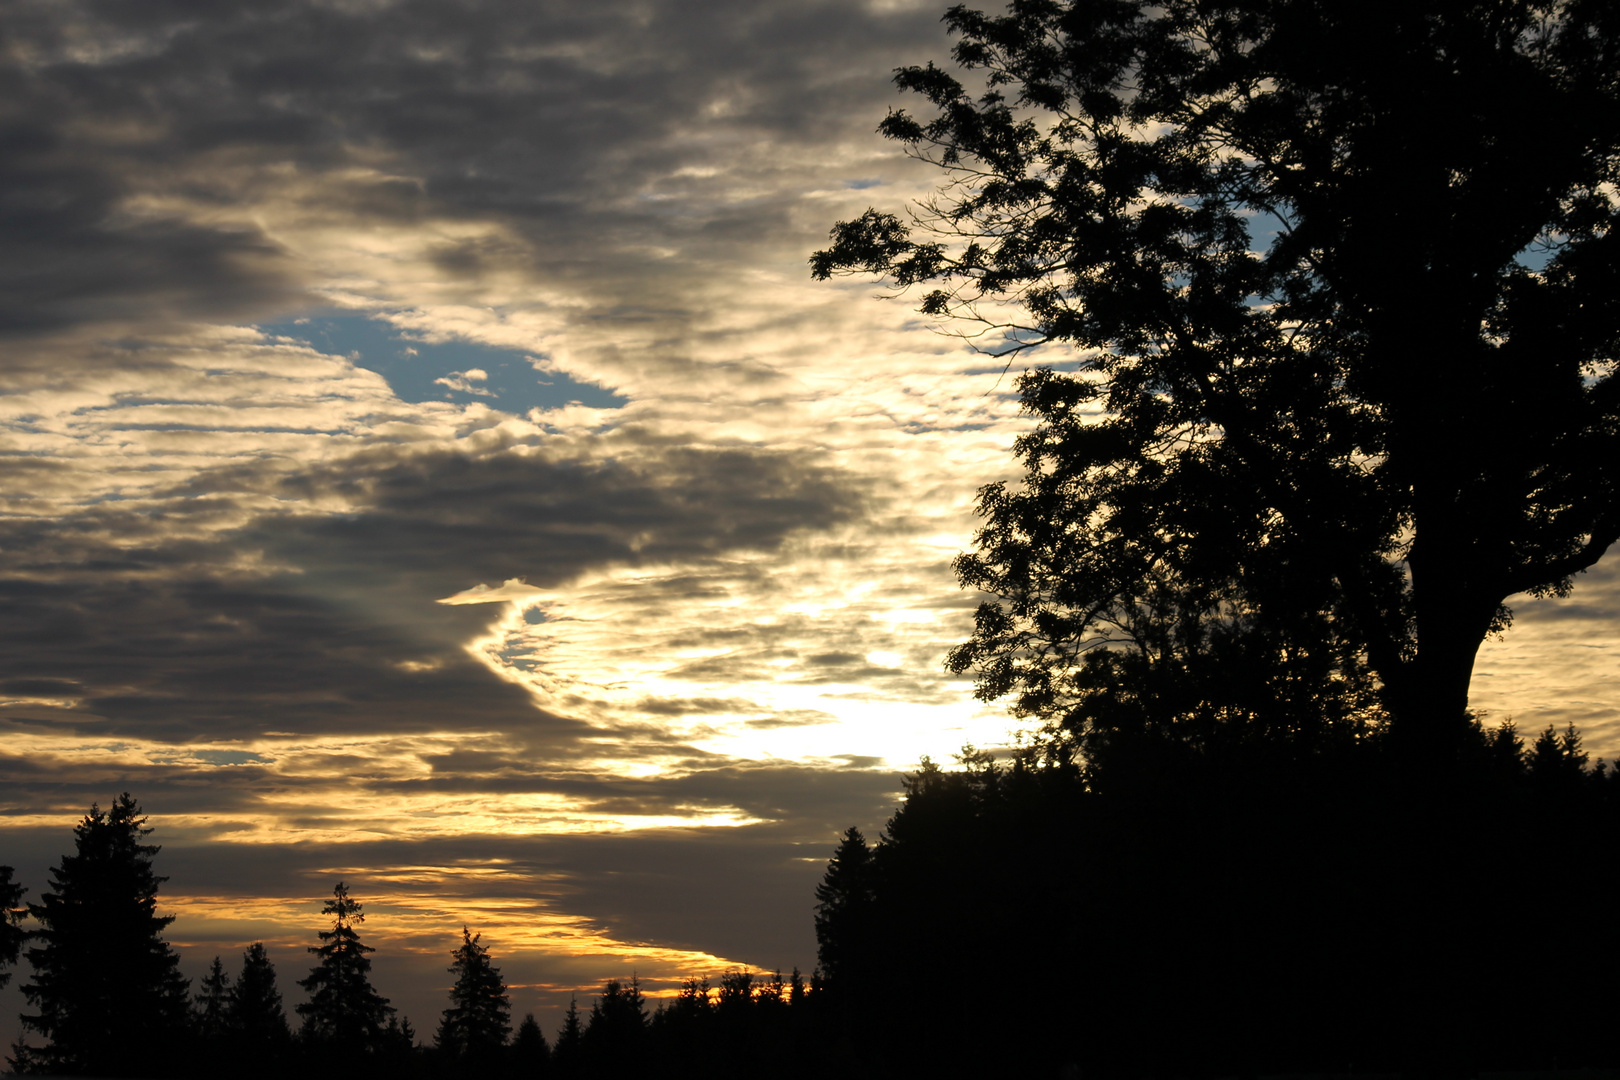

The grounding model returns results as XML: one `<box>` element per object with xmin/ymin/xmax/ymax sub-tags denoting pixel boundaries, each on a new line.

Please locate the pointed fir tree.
<box><xmin>813</xmin><ymin>826</ymin><xmax>876</xmax><ymax>990</ymax></box>
<box><xmin>296</xmin><ymin>882</ymin><xmax>394</xmax><ymax>1056</ymax></box>
<box><xmin>0</xmin><ymin>866</ymin><xmax>24</xmax><ymax>989</ymax></box>
<box><xmin>382</xmin><ymin>1013</ymin><xmax>417</xmax><ymax>1059</ymax></box>
<box><xmin>716</xmin><ymin>969</ymin><xmax>754</xmax><ymax>1015</ymax></box>
<box><xmin>552</xmin><ymin>996</ymin><xmax>583</xmax><ymax>1079</ymax></box>
<box><xmin>510</xmin><ymin>1013</ymin><xmax>549</xmax><ymax>1077</ymax></box>
<box><xmin>14</xmin><ymin>793</ymin><xmax>190</xmax><ymax>1077</ymax></box>
<box><xmin>435</xmin><ymin>926</ymin><xmax>511</xmax><ymax>1066</ymax></box>
<box><xmin>583</xmin><ymin>977</ymin><xmax>646</xmax><ymax>1073</ymax></box>
<box><xmin>228</xmin><ymin>942</ymin><xmax>292</xmax><ymax>1067</ymax></box>
<box><xmin>195</xmin><ymin>955</ymin><xmax>232</xmax><ymax>1041</ymax></box>
<box><xmin>788</xmin><ymin>967</ymin><xmax>805</xmax><ymax>1007</ymax></box>
<box><xmin>671</xmin><ymin>976</ymin><xmax>711</xmax><ymax>1023</ymax></box>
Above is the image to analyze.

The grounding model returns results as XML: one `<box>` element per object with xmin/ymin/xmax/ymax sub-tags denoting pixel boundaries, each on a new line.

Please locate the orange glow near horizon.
<box><xmin>161</xmin><ymin>883</ymin><xmax>780</xmax><ymax>1010</ymax></box>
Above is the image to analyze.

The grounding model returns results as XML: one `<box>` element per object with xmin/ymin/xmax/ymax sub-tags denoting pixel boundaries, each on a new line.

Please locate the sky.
<box><xmin>0</xmin><ymin>0</ymin><xmax>1617</xmax><ymax>1047</ymax></box>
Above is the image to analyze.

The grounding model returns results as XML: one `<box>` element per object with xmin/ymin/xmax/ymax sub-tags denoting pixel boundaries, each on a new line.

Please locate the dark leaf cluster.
<box><xmin>816</xmin><ymin>0</ymin><xmax>1620</xmax><ymax>757</ymax></box>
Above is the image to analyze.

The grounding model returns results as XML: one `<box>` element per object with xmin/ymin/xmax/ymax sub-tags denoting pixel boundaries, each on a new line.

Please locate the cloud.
<box><xmin>433</xmin><ymin>368</ymin><xmax>495</xmax><ymax>397</ymax></box>
<box><xmin>3</xmin><ymin>0</ymin><xmax>1618</xmax><ymax>1054</ymax></box>
<box><xmin>440</xmin><ymin>578</ymin><xmax>545</xmax><ymax>605</ymax></box>
<box><xmin>0</xmin><ymin>430</ymin><xmax>871</xmax><ymax>741</ymax></box>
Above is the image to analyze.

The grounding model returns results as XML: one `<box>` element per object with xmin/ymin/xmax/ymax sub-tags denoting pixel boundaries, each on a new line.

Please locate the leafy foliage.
<box><xmin>815</xmin><ymin>0</ymin><xmax>1620</xmax><ymax>751</ymax></box>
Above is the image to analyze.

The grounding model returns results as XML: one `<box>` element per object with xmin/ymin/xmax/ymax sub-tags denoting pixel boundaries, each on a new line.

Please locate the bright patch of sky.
<box><xmin>1</xmin><ymin>0</ymin><xmax>1616</xmax><ymax>1051</ymax></box>
<box><xmin>257</xmin><ymin>314</ymin><xmax>626</xmax><ymax>414</ymax></box>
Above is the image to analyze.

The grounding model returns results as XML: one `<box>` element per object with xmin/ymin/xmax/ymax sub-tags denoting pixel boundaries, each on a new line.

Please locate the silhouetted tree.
<box><xmin>815</xmin><ymin>0</ymin><xmax>1620</xmax><ymax>759</ymax></box>
<box><xmin>194</xmin><ymin>956</ymin><xmax>231</xmax><ymax>1040</ymax></box>
<box><xmin>715</xmin><ymin>969</ymin><xmax>753</xmax><ymax>1013</ymax></box>
<box><xmin>670</xmin><ymin>975</ymin><xmax>712</xmax><ymax>1023</ymax></box>
<box><xmin>13</xmin><ymin>793</ymin><xmax>190</xmax><ymax>1076</ymax></box>
<box><xmin>638</xmin><ymin>967</ymin><xmax>821</xmax><ymax>1078</ymax></box>
<box><xmin>648</xmin><ymin>976</ymin><xmax>710</xmax><ymax>1078</ymax></box>
<box><xmin>816</xmin><ymin>729</ymin><xmax>1620</xmax><ymax>1077</ymax></box>
<box><xmin>581</xmin><ymin>978</ymin><xmax>645</xmax><ymax>1076</ymax></box>
<box><xmin>435</xmin><ymin>927</ymin><xmax>510</xmax><ymax>1073</ymax></box>
<box><xmin>1529</xmin><ymin>722</ymin><xmax>1591</xmax><ymax>784</ymax></box>
<box><xmin>787</xmin><ymin>967</ymin><xmax>805</xmax><ymax>1007</ymax></box>
<box><xmin>551</xmin><ymin>997</ymin><xmax>582</xmax><ymax>1080</ymax></box>
<box><xmin>376</xmin><ymin>1013</ymin><xmax>424</xmax><ymax>1079</ymax></box>
<box><xmin>182</xmin><ymin>955</ymin><xmax>234</xmax><ymax>1078</ymax></box>
<box><xmin>0</xmin><ymin>866</ymin><xmax>23</xmax><ymax>989</ymax></box>
<box><xmin>227</xmin><ymin>942</ymin><xmax>292</xmax><ymax>1071</ymax></box>
<box><xmin>509</xmin><ymin>1013</ymin><xmax>549</xmax><ymax>1077</ymax></box>
<box><xmin>812</xmin><ymin>828</ymin><xmax>875</xmax><ymax>992</ymax></box>
<box><xmin>296</xmin><ymin>882</ymin><xmax>394</xmax><ymax>1062</ymax></box>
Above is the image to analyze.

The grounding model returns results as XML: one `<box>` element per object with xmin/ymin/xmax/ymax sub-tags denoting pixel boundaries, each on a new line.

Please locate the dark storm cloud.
<box><xmin>0</xmin><ymin>115</ymin><xmax>303</xmax><ymax>335</ymax></box>
<box><xmin>0</xmin><ymin>0</ymin><xmax>1022</xmax><ymax>1043</ymax></box>
<box><xmin>0</xmin><ymin>755</ymin><xmax>907</xmax><ymax>977</ymax></box>
<box><xmin>0</xmin><ymin>0</ymin><xmax>943</xmax><ymax>336</ymax></box>
<box><xmin>264</xmin><ymin>439</ymin><xmax>864</xmax><ymax>592</ymax></box>
<box><xmin>0</xmin><ymin>436</ymin><xmax>865</xmax><ymax>741</ymax></box>
<box><xmin>383</xmin><ymin>756</ymin><xmax>900</xmax><ymax>825</ymax></box>
<box><xmin>227</xmin><ymin>766</ymin><xmax>900</xmax><ymax>957</ymax></box>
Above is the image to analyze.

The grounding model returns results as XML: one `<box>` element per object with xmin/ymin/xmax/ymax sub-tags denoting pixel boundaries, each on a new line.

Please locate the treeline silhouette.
<box><xmin>812</xmin><ymin>720</ymin><xmax>1620</xmax><ymax>1078</ymax></box>
<box><xmin>0</xmin><ymin>793</ymin><xmax>839</xmax><ymax>1079</ymax></box>
<box><xmin>3</xmin><ymin>725</ymin><xmax>1620</xmax><ymax>1080</ymax></box>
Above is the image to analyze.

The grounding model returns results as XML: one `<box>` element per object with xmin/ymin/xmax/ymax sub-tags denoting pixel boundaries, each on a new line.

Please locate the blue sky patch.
<box><xmin>259</xmin><ymin>313</ymin><xmax>627</xmax><ymax>413</ymax></box>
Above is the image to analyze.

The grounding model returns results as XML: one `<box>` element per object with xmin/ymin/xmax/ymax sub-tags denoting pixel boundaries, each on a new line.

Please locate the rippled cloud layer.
<box><xmin>1</xmin><ymin>0</ymin><xmax>1614</xmax><ymax>1041</ymax></box>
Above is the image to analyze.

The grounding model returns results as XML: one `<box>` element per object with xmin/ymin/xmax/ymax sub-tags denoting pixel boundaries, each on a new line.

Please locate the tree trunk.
<box><xmin>1389</xmin><ymin>545</ymin><xmax>1499</xmax><ymax>765</ymax></box>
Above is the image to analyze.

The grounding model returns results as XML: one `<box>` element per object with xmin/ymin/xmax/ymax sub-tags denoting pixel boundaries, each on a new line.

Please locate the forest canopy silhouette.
<box><xmin>0</xmin><ymin>797</ymin><xmax>829</xmax><ymax>1079</ymax></box>
<box><xmin>808</xmin><ymin>0</ymin><xmax>1620</xmax><ymax>1075</ymax></box>
<box><xmin>1</xmin><ymin>1</ymin><xmax>1618</xmax><ymax>1078</ymax></box>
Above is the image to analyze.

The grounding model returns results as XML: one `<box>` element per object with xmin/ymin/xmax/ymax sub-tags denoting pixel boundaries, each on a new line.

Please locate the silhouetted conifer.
<box><xmin>672</xmin><ymin>975</ymin><xmax>711</xmax><ymax>1021</ymax></box>
<box><xmin>582</xmin><ymin>978</ymin><xmax>645</xmax><ymax>1076</ymax></box>
<box><xmin>815</xmin><ymin>725</ymin><xmax>1620</xmax><ymax>1078</ymax></box>
<box><xmin>435</xmin><ymin>926</ymin><xmax>510</xmax><ymax>1074</ymax></box>
<box><xmin>787</xmin><ymin>967</ymin><xmax>805</xmax><ymax>1007</ymax></box>
<box><xmin>647</xmin><ymin>976</ymin><xmax>709</xmax><ymax>1078</ymax></box>
<box><xmin>551</xmin><ymin>996</ymin><xmax>582</xmax><ymax>1080</ymax></box>
<box><xmin>510</xmin><ymin>1013</ymin><xmax>548</xmax><ymax>1077</ymax></box>
<box><xmin>13</xmin><ymin>794</ymin><xmax>190</xmax><ymax>1077</ymax></box>
<box><xmin>296</xmin><ymin>882</ymin><xmax>394</xmax><ymax>1063</ymax></box>
<box><xmin>376</xmin><ymin>1013</ymin><xmax>425</xmax><ymax>1077</ymax></box>
<box><xmin>715</xmin><ymin>969</ymin><xmax>753</xmax><ymax>1013</ymax></box>
<box><xmin>227</xmin><ymin>942</ymin><xmax>292</xmax><ymax>1073</ymax></box>
<box><xmin>812</xmin><ymin>827</ymin><xmax>874</xmax><ymax>993</ymax></box>
<box><xmin>0</xmin><ymin>866</ymin><xmax>24</xmax><ymax>989</ymax></box>
<box><xmin>194</xmin><ymin>956</ymin><xmax>231</xmax><ymax>1040</ymax></box>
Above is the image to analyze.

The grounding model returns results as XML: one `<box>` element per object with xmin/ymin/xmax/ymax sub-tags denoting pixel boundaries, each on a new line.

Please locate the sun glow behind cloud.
<box><xmin>447</xmin><ymin>543</ymin><xmax>1029</xmax><ymax>772</ymax></box>
<box><xmin>163</xmin><ymin>872</ymin><xmax>768</xmax><ymax>1020</ymax></box>
<box><xmin>1</xmin><ymin>0</ymin><xmax>1617</xmax><ymax>1051</ymax></box>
